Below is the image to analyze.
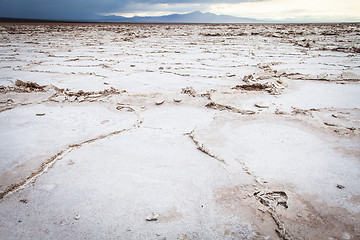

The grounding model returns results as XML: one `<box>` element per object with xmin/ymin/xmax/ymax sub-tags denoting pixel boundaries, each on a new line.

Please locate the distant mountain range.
<box><xmin>0</xmin><ymin>12</ymin><xmax>264</xmax><ymax>24</ymax></box>
<box><xmin>99</xmin><ymin>11</ymin><xmax>263</xmax><ymax>24</ymax></box>
<box><xmin>1</xmin><ymin>12</ymin><xmax>352</xmax><ymax>24</ymax></box>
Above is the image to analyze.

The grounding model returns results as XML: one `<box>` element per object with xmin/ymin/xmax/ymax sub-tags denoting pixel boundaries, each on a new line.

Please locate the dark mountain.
<box><xmin>0</xmin><ymin>12</ymin><xmax>264</xmax><ymax>24</ymax></box>
<box><xmin>99</xmin><ymin>11</ymin><xmax>263</xmax><ymax>23</ymax></box>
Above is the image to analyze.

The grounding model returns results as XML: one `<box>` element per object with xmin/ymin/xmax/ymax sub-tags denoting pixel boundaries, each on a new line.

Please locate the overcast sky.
<box><xmin>0</xmin><ymin>0</ymin><xmax>359</xmax><ymax>22</ymax></box>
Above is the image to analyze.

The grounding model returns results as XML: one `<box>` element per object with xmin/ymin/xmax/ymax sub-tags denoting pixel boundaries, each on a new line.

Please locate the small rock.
<box><xmin>130</xmin><ymin>65</ymin><xmax>136</xmax><ymax>67</ymax></box>
<box><xmin>145</xmin><ymin>212</ymin><xmax>159</xmax><ymax>221</ymax></box>
<box><xmin>226</xmin><ymin>73</ymin><xmax>236</xmax><ymax>77</ymax></box>
<box><xmin>104</xmin><ymin>82</ymin><xmax>110</xmax><ymax>85</ymax></box>
<box><xmin>155</xmin><ymin>100</ymin><xmax>165</xmax><ymax>105</ymax></box>
<box><xmin>36</xmin><ymin>113</ymin><xmax>45</xmax><ymax>116</ymax></box>
<box><xmin>337</xmin><ymin>184</ymin><xmax>345</xmax><ymax>189</ymax></box>
<box><xmin>173</xmin><ymin>98</ymin><xmax>182</xmax><ymax>103</ymax></box>
<box><xmin>19</xmin><ymin>199</ymin><xmax>28</xmax><ymax>204</ymax></box>
<box><xmin>75</xmin><ymin>215</ymin><xmax>80</xmax><ymax>220</ymax></box>
<box><xmin>254</xmin><ymin>102</ymin><xmax>269</xmax><ymax>108</ymax></box>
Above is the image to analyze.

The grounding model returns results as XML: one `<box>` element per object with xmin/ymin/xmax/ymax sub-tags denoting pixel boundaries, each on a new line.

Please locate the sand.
<box><xmin>0</xmin><ymin>23</ymin><xmax>359</xmax><ymax>239</ymax></box>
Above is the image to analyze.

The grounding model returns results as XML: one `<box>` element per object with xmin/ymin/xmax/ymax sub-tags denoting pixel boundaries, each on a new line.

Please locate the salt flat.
<box><xmin>0</xmin><ymin>23</ymin><xmax>360</xmax><ymax>239</ymax></box>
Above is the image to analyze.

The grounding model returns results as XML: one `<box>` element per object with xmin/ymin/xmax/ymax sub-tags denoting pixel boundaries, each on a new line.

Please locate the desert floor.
<box><xmin>0</xmin><ymin>23</ymin><xmax>360</xmax><ymax>239</ymax></box>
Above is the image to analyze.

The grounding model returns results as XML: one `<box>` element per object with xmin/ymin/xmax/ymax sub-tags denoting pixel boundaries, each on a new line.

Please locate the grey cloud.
<box><xmin>0</xmin><ymin>0</ymin><xmax>120</xmax><ymax>19</ymax></box>
<box><xmin>0</xmin><ymin>0</ymin><xmax>264</xmax><ymax>20</ymax></box>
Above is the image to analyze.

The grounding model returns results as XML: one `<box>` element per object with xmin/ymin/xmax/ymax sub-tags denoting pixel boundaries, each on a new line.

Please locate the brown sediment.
<box><xmin>232</xmin><ymin>83</ymin><xmax>269</xmax><ymax>91</ymax></box>
<box><xmin>15</xmin><ymin>80</ymin><xmax>45</xmax><ymax>91</ymax></box>
<box><xmin>205</xmin><ymin>101</ymin><xmax>256</xmax><ymax>115</ymax></box>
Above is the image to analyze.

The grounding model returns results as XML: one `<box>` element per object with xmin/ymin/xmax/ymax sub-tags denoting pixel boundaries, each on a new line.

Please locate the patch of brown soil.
<box><xmin>232</xmin><ymin>83</ymin><xmax>269</xmax><ymax>91</ymax></box>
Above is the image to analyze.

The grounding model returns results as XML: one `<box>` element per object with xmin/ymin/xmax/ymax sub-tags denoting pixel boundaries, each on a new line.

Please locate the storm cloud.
<box><xmin>1</xmin><ymin>0</ymin><xmax>358</xmax><ymax>22</ymax></box>
<box><xmin>0</xmin><ymin>0</ymin><xmax>262</xmax><ymax>20</ymax></box>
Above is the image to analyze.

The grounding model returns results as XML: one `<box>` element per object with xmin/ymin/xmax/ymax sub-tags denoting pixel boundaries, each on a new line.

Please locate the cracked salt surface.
<box><xmin>0</xmin><ymin>103</ymin><xmax>138</xmax><ymax>194</ymax></box>
<box><xmin>0</xmin><ymin>23</ymin><xmax>360</xmax><ymax>239</ymax></box>
<box><xmin>0</xmin><ymin>128</ymin><xmax>256</xmax><ymax>239</ymax></box>
<box><xmin>193</xmin><ymin>116</ymin><xmax>360</xmax><ymax>212</ymax></box>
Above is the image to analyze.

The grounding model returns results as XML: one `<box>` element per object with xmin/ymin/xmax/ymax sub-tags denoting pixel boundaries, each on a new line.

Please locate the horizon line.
<box><xmin>0</xmin><ymin>16</ymin><xmax>359</xmax><ymax>24</ymax></box>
